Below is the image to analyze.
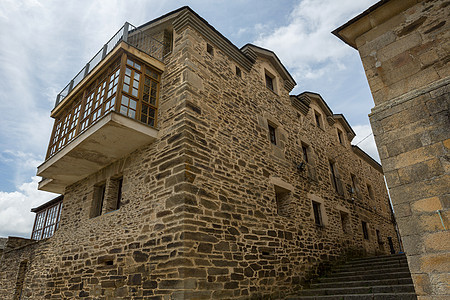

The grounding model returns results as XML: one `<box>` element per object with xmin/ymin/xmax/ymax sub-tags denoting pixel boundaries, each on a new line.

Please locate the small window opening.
<box><xmin>91</xmin><ymin>184</ymin><xmax>106</xmax><ymax>218</ymax></box>
<box><xmin>376</xmin><ymin>229</ymin><xmax>383</xmax><ymax>244</ymax></box>
<box><xmin>275</xmin><ymin>186</ymin><xmax>290</xmax><ymax>217</ymax></box>
<box><xmin>265</xmin><ymin>73</ymin><xmax>274</xmax><ymax>91</ymax></box>
<box><xmin>268</xmin><ymin>123</ymin><xmax>277</xmax><ymax>145</ymax></box>
<box><xmin>337</xmin><ymin>129</ymin><xmax>344</xmax><ymax>144</ymax></box>
<box><xmin>206</xmin><ymin>43</ymin><xmax>214</xmax><ymax>55</ymax></box>
<box><xmin>235</xmin><ymin>66</ymin><xmax>241</xmax><ymax>77</ymax></box>
<box><xmin>329</xmin><ymin>161</ymin><xmax>338</xmax><ymax>192</ymax></box>
<box><xmin>340</xmin><ymin>211</ymin><xmax>349</xmax><ymax>233</ymax></box>
<box><xmin>312</xmin><ymin>201</ymin><xmax>323</xmax><ymax>226</ymax></box>
<box><xmin>367</xmin><ymin>184</ymin><xmax>374</xmax><ymax>200</ymax></box>
<box><xmin>302</xmin><ymin>144</ymin><xmax>309</xmax><ymax>163</ymax></box>
<box><xmin>351</xmin><ymin>174</ymin><xmax>359</xmax><ymax>196</ymax></box>
<box><xmin>362</xmin><ymin>221</ymin><xmax>369</xmax><ymax>240</ymax></box>
<box><xmin>117</xmin><ymin>178</ymin><xmax>123</xmax><ymax>209</ymax></box>
<box><xmin>315</xmin><ymin>111</ymin><xmax>322</xmax><ymax>129</ymax></box>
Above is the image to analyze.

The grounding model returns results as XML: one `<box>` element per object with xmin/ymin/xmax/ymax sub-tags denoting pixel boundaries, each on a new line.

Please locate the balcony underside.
<box><xmin>37</xmin><ymin>112</ymin><xmax>158</xmax><ymax>193</ymax></box>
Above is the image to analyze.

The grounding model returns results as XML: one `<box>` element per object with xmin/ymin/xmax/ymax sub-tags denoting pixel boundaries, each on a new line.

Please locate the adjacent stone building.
<box><xmin>1</xmin><ymin>7</ymin><xmax>400</xmax><ymax>299</ymax></box>
<box><xmin>333</xmin><ymin>0</ymin><xmax>449</xmax><ymax>299</ymax></box>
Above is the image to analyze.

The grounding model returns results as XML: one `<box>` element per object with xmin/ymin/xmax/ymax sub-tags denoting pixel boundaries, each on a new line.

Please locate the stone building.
<box><xmin>1</xmin><ymin>7</ymin><xmax>400</xmax><ymax>299</ymax></box>
<box><xmin>333</xmin><ymin>0</ymin><xmax>449</xmax><ymax>299</ymax></box>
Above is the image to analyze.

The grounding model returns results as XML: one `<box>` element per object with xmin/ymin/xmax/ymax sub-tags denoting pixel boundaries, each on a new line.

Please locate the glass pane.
<box><xmin>127</xmin><ymin>59</ymin><xmax>133</xmax><ymax>66</ymax></box>
<box><xmin>132</xmin><ymin>89</ymin><xmax>138</xmax><ymax>97</ymax></box>
<box><xmin>124</xmin><ymin>76</ymin><xmax>130</xmax><ymax>84</ymax></box>
<box><xmin>149</xmin><ymin>118</ymin><xmax>154</xmax><ymax>127</ymax></box>
<box><xmin>143</xmin><ymin>94</ymin><xmax>149</xmax><ymax>103</ymax></box>
<box><xmin>121</xmin><ymin>96</ymin><xmax>128</xmax><ymax>105</ymax></box>
<box><xmin>125</xmin><ymin>67</ymin><xmax>131</xmax><ymax>75</ymax></box>
<box><xmin>130</xmin><ymin>100</ymin><xmax>137</xmax><ymax>110</ymax></box>
<box><xmin>149</xmin><ymin>108</ymin><xmax>155</xmax><ymax>118</ymax></box>
<box><xmin>141</xmin><ymin>115</ymin><xmax>147</xmax><ymax>123</ymax></box>
<box><xmin>142</xmin><ymin>105</ymin><xmax>148</xmax><ymax>114</ymax></box>
<box><xmin>129</xmin><ymin>110</ymin><xmax>135</xmax><ymax>119</ymax></box>
<box><xmin>135</xmin><ymin>63</ymin><xmax>141</xmax><ymax>70</ymax></box>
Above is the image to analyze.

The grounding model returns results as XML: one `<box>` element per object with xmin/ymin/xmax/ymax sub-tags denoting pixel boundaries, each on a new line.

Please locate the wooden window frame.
<box><xmin>31</xmin><ymin>202</ymin><xmax>63</xmax><ymax>241</ymax></box>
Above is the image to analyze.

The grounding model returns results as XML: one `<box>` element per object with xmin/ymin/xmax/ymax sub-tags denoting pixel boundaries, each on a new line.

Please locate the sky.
<box><xmin>0</xmin><ymin>0</ymin><xmax>380</xmax><ymax>238</ymax></box>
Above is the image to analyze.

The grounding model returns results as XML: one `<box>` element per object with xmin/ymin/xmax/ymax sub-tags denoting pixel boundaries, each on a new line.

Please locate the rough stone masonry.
<box><xmin>1</xmin><ymin>6</ymin><xmax>400</xmax><ymax>299</ymax></box>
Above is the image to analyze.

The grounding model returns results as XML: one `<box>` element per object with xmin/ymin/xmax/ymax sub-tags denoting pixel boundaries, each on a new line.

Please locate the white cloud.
<box><xmin>0</xmin><ymin>177</ymin><xmax>57</xmax><ymax>238</ymax></box>
<box><xmin>254</xmin><ymin>0</ymin><xmax>377</xmax><ymax>82</ymax></box>
<box><xmin>352</xmin><ymin>124</ymin><xmax>380</xmax><ymax>162</ymax></box>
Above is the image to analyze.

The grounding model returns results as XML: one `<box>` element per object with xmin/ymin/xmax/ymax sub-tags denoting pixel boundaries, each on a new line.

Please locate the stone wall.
<box><xmin>0</xmin><ymin>7</ymin><xmax>400</xmax><ymax>299</ymax></box>
<box><xmin>334</xmin><ymin>0</ymin><xmax>449</xmax><ymax>299</ymax></box>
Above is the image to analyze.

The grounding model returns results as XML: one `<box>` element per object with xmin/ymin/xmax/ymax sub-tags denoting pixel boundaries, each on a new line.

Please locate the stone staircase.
<box><xmin>288</xmin><ymin>253</ymin><xmax>417</xmax><ymax>300</ymax></box>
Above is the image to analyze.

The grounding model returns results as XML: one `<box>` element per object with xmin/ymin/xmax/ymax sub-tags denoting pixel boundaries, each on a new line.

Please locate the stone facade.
<box><xmin>1</xmin><ymin>7</ymin><xmax>399</xmax><ymax>299</ymax></box>
<box><xmin>333</xmin><ymin>0</ymin><xmax>449</xmax><ymax>299</ymax></box>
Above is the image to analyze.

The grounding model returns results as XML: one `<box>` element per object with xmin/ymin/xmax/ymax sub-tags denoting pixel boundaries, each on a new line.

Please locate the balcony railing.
<box><xmin>55</xmin><ymin>22</ymin><xmax>165</xmax><ymax>108</ymax></box>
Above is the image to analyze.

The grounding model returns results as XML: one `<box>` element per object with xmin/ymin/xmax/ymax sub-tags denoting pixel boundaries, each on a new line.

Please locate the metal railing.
<box><xmin>55</xmin><ymin>22</ymin><xmax>164</xmax><ymax>107</ymax></box>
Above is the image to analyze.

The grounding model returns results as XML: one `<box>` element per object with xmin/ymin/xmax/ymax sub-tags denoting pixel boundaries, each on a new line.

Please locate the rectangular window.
<box><xmin>275</xmin><ymin>188</ymin><xmax>290</xmax><ymax>217</ymax></box>
<box><xmin>31</xmin><ymin>201</ymin><xmax>63</xmax><ymax>241</ymax></box>
<box><xmin>351</xmin><ymin>174</ymin><xmax>360</xmax><ymax>197</ymax></box>
<box><xmin>206</xmin><ymin>43</ymin><xmax>214</xmax><ymax>55</ymax></box>
<box><xmin>265</xmin><ymin>73</ymin><xmax>274</xmax><ymax>91</ymax></box>
<box><xmin>91</xmin><ymin>184</ymin><xmax>106</xmax><ymax>218</ymax></box>
<box><xmin>235</xmin><ymin>66</ymin><xmax>241</xmax><ymax>77</ymax></box>
<box><xmin>362</xmin><ymin>221</ymin><xmax>369</xmax><ymax>240</ymax></box>
<box><xmin>312</xmin><ymin>201</ymin><xmax>323</xmax><ymax>226</ymax></box>
<box><xmin>329</xmin><ymin>161</ymin><xmax>338</xmax><ymax>192</ymax></box>
<box><xmin>268</xmin><ymin>123</ymin><xmax>277</xmax><ymax>145</ymax></box>
<box><xmin>14</xmin><ymin>260</ymin><xmax>28</xmax><ymax>300</ymax></box>
<box><xmin>117</xmin><ymin>178</ymin><xmax>123</xmax><ymax>210</ymax></box>
<box><xmin>367</xmin><ymin>184</ymin><xmax>374</xmax><ymax>200</ymax></box>
<box><xmin>315</xmin><ymin>111</ymin><xmax>322</xmax><ymax>129</ymax></box>
<box><xmin>340</xmin><ymin>211</ymin><xmax>349</xmax><ymax>233</ymax></box>
<box><xmin>302</xmin><ymin>144</ymin><xmax>309</xmax><ymax>163</ymax></box>
<box><xmin>337</xmin><ymin>129</ymin><xmax>344</xmax><ymax>144</ymax></box>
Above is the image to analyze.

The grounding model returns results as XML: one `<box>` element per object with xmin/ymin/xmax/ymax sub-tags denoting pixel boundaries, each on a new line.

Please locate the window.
<box><xmin>362</xmin><ymin>221</ymin><xmax>369</xmax><ymax>240</ymax></box>
<box><xmin>329</xmin><ymin>161</ymin><xmax>338</xmax><ymax>192</ymax></box>
<box><xmin>302</xmin><ymin>144</ymin><xmax>309</xmax><ymax>163</ymax></box>
<box><xmin>91</xmin><ymin>183</ymin><xmax>106</xmax><ymax>218</ymax></box>
<box><xmin>367</xmin><ymin>184</ymin><xmax>374</xmax><ymax>200</ymax></box>
<box><xmin>351</xmin><ymin>174</ymin><xmax>360</xmax><ymax>197</ymax></box>
<box><xmin>235</xmin><ymin>66</ymin><xmax>241</xmax><ymax>77</ymax></box>
<box><xmin>314</xmin><ymin>111</ymin><xmax>323</xmax><ymax>129</ymax></box>
<box><xmin>312</xmin><ymin>201</ymin><xmax>323</xmax><ymax>226</ymax></box>
<box><xmin>337</xmin><ymin>129</ymin><xmax>344</xmax><ymax>144</ymax></box>
<box><xmin>90</xmin><ymin>176</ymin><xmax>124</xmax><ymax>218</ymax></box>
<box><xmin>275</xmin><ymin>187</ymin><xmax>291</xmax><ymax>217</ymax></box>
<box><xmin>31</xmin><ymin>201</ymin><xmax>63</xmax><ymax>241</ymax></box>
<box><xmin>265</xmin><ymin>73</ymin><xmax>274</xmax><ymax>91</ymax></box>
<box><xmin>268</xmin><ymin>123</ymin><xmax>277</xmax><ymax>145</ymax></box>
<box><xmin>206</xmin><ymin>43</ymin><xmax>214</xmax><ymax>55</ymax></box>
<box><xmin>340</xmin><ymin>211</ymin><xmax>350</xmax><ymax>233</ymax></box>
<box><xmin>376</xmin><ymin>229</ymin><xmax>383</xmax><ymax>244</ymax></box>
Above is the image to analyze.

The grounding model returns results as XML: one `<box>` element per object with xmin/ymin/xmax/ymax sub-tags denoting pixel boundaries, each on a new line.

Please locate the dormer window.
<box><xmin>337</xmin><ymin>129</ymin><xmax>344</xmax><ymax>144</ymax></box>
<box><xmin>265</xmin><ymin>73</ymin><xmax>274</xmax><ymax>91</ymax></box>
<box><xmin>315</xmin><ymin>111</ymin><xmax>323</xmax><ymax>129</ymax></box>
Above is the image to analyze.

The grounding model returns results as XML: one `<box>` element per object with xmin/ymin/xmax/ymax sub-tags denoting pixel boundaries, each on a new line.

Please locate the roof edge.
<box><xmin>352</xmin><ymin>145</ymin><xmax>383</xmax><ymax>173</ymax></box>
<box><xmin>31</xmin><ymin>195</ymin><xmax>63</xmax><ymax>213</ymax></box>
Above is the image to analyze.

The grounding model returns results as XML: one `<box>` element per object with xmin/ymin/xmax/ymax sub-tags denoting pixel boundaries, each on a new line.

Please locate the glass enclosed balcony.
<box><xmin>37</xmin><ymin>23</ymin><xmax>166</xmax><ymax>193</ymax></box>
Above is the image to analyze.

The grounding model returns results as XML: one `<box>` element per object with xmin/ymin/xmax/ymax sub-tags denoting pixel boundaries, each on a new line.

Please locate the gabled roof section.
<box><xmin>352</xmin><ymin>145</ymin><xmax>383</xmax><ymax>173</ymax></box>
<box><xmin>31</xmin><ymin>195</ymin><xmax>63</xmax><ymax>213</ymax></box>
<box><xmin>298</xmin><ymin>91</ymin><xmax>335</xmax><ymax>124</ymax></box>
<box><xmin>333</xmin><ymin>114</ymin><xmax>356</xmax><ymax>142</ymax></box>
<box><xmin>138</xmin><ymin>6</ymin><xmax>254</xmax><ymax>72</ymax></box>
<box><xmin>241</xmin><ymin>44</ymin><xmax>296</xmax><ymax>92</ymax></box>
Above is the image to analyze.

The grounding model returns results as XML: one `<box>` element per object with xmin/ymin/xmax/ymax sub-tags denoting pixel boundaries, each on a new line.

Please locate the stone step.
<box><xmin>318</xmin><ymin>271</ymin><xmax>413</xmax><ymax>283</ymax></box>
<box><xmin>311</xmin><ymin>277</ymin><xmax>413</xmax><ymax>289</ymax></box>
<box><xmin>329</xmin><ymin>266</ymin><xmax>411</xmax><ymax>277</ymax></box>
<box><xmin>343</xmin><ymin>257</ymin><xmax>408</xmax><ymax>268</ymax></box>
<box><xmin>348</xmin><ymin>254</ymin><xmax>406</xmax><ymax>264</ymax></box>
<box><xmin>335</xmin><ymin>262</ymin><xmax>409</xmax><ymax>273</ymax></box>
<box><xmin>287</xmin><ymin>293</ymin><xmax>417</xmax><ymax>300</ymax></box>
<box><xmin>297</xmin><ymin>284</ymin><xmax>415</xmax><ymax>297</ymax></box>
